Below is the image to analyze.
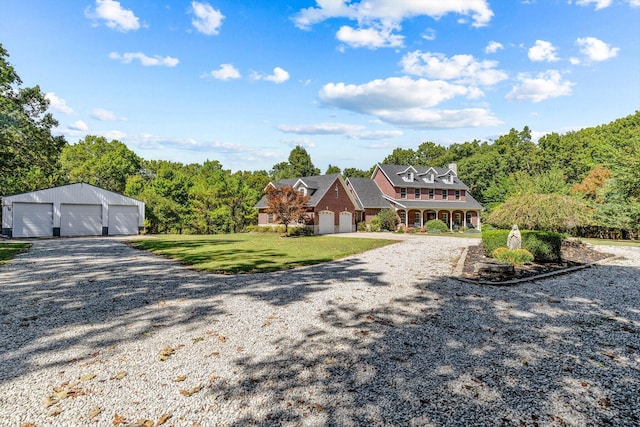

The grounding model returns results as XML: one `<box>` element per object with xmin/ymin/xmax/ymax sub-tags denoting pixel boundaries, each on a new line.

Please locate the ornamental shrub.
<box><xmin>377</xmin><ymin>208</ymin><xmax>398</xmax><ymax>231</ymax></box>
<box><xmin>492</xmin><ymin>247</ymin><xmax>534</xmax><ymax>265</ymax></box>
<box><xmin>482</xmin><ymin>229</ymin><xmax>563</xmax><ymax>262</ymax></box>
<box><xmin>369</xmin><ymin>216</ymin><xmax>381</xmax><ymax>232</ymax></box>
<box><xmin>425</xmin><ymin>219</ymin><xmax>449</xmax><ymax>233</ymax></box>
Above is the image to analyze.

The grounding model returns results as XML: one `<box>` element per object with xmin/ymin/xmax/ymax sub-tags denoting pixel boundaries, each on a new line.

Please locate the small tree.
<box><xmin>376</xmin><ymin>208</ymin><xmax>398</xmax><ymax>231</ymax></box>
<box><xmin>265</xmin><ymin>186</ymin><xmax>310</xmax><ymax>235</ymax></box>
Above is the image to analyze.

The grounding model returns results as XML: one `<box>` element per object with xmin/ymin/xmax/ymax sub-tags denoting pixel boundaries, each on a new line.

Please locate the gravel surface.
<box><xmin>0</xmin><ymin>236</ymin><xmax>638</xmax><ymax>426</ymax></box>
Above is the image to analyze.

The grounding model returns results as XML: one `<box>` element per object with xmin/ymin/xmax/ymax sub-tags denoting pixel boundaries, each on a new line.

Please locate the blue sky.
<box><xmin>2</xmin><ymin>0</ymin><xmax>638</xmax><ymax>172</ymax></box>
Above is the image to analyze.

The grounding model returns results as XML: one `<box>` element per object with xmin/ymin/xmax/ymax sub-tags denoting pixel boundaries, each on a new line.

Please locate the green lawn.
<box><xmin>127</xmin><ymin>233</ymin><xmax>398</xmax><ymax>274</ymax></box>
<box><xmin>580</xmin><ymin>238</ymin><xmax>640</xmax><ymax>247</ymax></box>
<box><xmin>0</xmin><ymin>242</ymin><xmax>31</xmax><ymax>265</ymax></box>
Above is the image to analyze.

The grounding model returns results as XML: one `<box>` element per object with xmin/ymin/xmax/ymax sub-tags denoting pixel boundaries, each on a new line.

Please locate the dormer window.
<box><xmin>298</xmin><ymin>187</ymin><xmax>307</xmax><ymax>196</ymax></box>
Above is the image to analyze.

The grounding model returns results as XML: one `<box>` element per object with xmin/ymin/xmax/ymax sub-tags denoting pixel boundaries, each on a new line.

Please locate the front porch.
<box><xmin>397</xmin><ymin>208</ymin><xmax>481</xmax><ymax>231</ymax></box>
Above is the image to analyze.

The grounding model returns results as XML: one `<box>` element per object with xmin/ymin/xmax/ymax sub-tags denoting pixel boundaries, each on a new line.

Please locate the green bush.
<box><xmin>425</xmin><ymin>219</ymin><xmax>449</xmax><ymax>233</ymax></box>
<box><xmin>276</xmin><ymin>225</ymin><xmax>287</xmax><ymax>234</ymax></box>
<box><xmin>492</xmin><ymin>247</ymin><xmax>534</xmax><ymax>265</ymax></box>
<box><xmin>357</xmin><ymin>221</ymin><xmax>367</xmax><ymax>232</ymax></box>
<box><xmin>245</xmin><ymin>225</ymin><xmax>257</xmax><ymax>233</ymax></box>
<box><xmin>482</xmin><ymin>229</ymin><xmax>563</xmax><ymax>262</ymax></box>
<box><xmin>369</xmin><ymin>216</ymin><xmax>381</xmax><ymax>232</ymax></box>
<box><xmin>377</xmin><ymin>208</ymin><xmax>398</xmax><ymax>231</ymax></box>
<box><xmin>288</xmin><ymin>227</ymin><xmax>314</xmax><ymax>236</ymax></box>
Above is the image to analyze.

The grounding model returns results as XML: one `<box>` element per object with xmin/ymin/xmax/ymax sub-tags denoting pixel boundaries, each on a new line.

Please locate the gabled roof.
<box><xmin>346</xmin><ymin>177</ymin><xmax>392</xmax><ymax>210</ymax></box>
<box><xmin>374</xmin><ymin>164</ymin><xmax>468</xmax><ymax>190</ymax></box>
<box><xmin>255</xmin><ymin>173</ymin><xmax>358</xmax><ymax>209</ymax></box>
<box><xmin>1</xmin><ymin>182</ymin><xmax>143</xmax><ymax>205</ymax></box>
<box><xmin>386</xmin><ymin>192</ymin><xmax>484</xmax><ymax>210</ymax></box>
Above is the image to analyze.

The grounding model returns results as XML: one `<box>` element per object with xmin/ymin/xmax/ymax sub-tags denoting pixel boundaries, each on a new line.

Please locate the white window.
<box><xmin>399</xmin><ymin>211</ymin><xmax>406</xmax><ymax>224</ymax></box>
<box><xmin>442</xmin><ymin>189</ymin><xmax>448</xmax><ymax>200</ymax></box>
<box><xmin>267</xmin><ymin>213</ymin><xmax>274</xmax><ymax>223</ymax></box>
<box><xmin>414</xmin><ymin>212</ymin><xmax>421</xmax><ymax>225</ymax></box>
<box><xmin>400</xmin><ymin>188</ymin><xmax>406</xmax><ymax>199</ymax></box>
<box><xmin>414</xmin><ymin>188</ymin><xmax>421</xmax><ymax>199</ymax></box>
<box><xmin>442</xmin><ymin>213</ymin><xmax>448</xmax><ymax>224</ymax></box>
<box><xmin>455</xmin><ymin>190</ymin><xmax>460</xmax><ymax>200</ymax></box>
<box><xmin>335</xmin><ymin>185</ymin><xmax>339</xmax><ymax>198</ymax></box>
<box><xmin>428</xmin><ymin>189</ymin><xmax>434</xmax><ymax>199</ymax></box>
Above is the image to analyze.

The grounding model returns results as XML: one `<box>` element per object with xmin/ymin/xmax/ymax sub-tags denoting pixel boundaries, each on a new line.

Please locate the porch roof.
<box><xmin>387</xmin><ymin>194</ymin><xmax>484</xmax><ymax>211</ymax></box>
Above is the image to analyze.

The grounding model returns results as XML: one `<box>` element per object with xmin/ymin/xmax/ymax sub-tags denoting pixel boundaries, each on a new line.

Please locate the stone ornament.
<box><xmin>507</xmin><ymin>224</ymin><xmax>522</xmax><ymax>250</ymax></box>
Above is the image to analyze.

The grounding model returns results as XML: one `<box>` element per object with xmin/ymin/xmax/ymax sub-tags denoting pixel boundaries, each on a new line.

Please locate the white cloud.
<box><xmin>400</xmin><ymin>51</ymin><xmax>508</xmax><ymax>86</ymax></box>
<box><xmin>209</xmin><ymin>64</ymin><xmax>241</xmax><ymax>80</ymax></box>
<box><xmin>109</xmin><ymin>52</ymin><xmax>179</xmax><ymax>67</ymax></box>
<box><xmin>92</xmin><ymin>108</ymin><xmax>126</xmax><ymax>121</ymax></box>
<box><xmin>528</xmin><ymin>40</ymin><xmax>559</xmax><ymax>62</ymax></box>
<box><xmin>85</xmin><ymin>0</ymin><xmax>141</xmax><ymax>32</ymax></box>
<box><xmin>45</xmin><ymin>93</ymin><xmax>74</xmax><ymax>115</ymax></box>
<box><xmin>318</xmin><ymin>76</ymin><xmax>500</xmax><ymax>129</ymax></box>
<box><xmin>252</xmin><ymin>67</ymin><xmax>290</xmax><ymax>83</ymax></box>
<box><xmin>190</xmin><ymin>1</ymin><xmax>224</xmax><ymax>35</ymax></box>
<box><xmin>282</xmin><ymin>138</ymin><xmax>316</xmax><ymax>149</ymax></box>
<box><xmin>575</xmin><ymin>0</ymin><xmax>613</xmax><ymax>10</ymax></box>
<box><xmin>575</xmin><ymin>37</ymin><xmax>619</xmax><ymax>61</ymax></box>
<box><xmin>277</xmin><ymin>122</ymin><xmax>403</xmax><ymax>140</ymax></box>
<box><xmin>68</xmin><ymin>120</ymin><xmax>89</xmax><ymax>131</ymax></box>
<box><xmin>320</xmin><ymin>77</ymin><xmax>469</xmax><ymax>113</ymax></box>
<box><xmin>422</xmin><ymin>28</ymin><xmax>436</xmax><ymax>41</ymax></box>
<box><xmin>336</xmin><ymin>25</ymin><xmax>404</xmax><ymax>49</ymax></box>
<box><xmin>292</xmin><ymin>0</ymin><xmax>494</xmax><ymax>30</ymax></box>
<box><xmin>506</xmin><ymin>70</ymin><xmax>574</xmax><ymax>102</ymax></box>
<box><xmin>485</xmin><ymin>41</ymin><xmax>504</xmax><ymax>54</ymax></box>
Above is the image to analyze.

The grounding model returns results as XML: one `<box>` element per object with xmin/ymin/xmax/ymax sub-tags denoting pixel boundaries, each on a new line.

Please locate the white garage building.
<box><xmin>2</xmin><ymin>183</ymin><xmax>145</xmax><ymax>238</ymax></box>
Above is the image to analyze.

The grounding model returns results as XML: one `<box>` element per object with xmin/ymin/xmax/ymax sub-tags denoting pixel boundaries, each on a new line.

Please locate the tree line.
<box><xmin>2</xmin><ymin>43</ymin><xmax>638</xmax><ymax>238</ymax></box>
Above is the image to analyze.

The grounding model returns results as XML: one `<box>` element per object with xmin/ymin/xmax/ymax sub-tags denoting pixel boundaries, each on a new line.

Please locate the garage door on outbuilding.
<box><xmin>318</xmin><ymin>210</ymin><xmax>334</xmax><ymax>235</ymax></box>
<box><xmin>108</xmin><ymin>205</ymin><xmax>139</xmax><ymax>235</ymax></box>
<box><xmin>12</xmin><ymin>203</ymin><xmax>54</xmax><ymax>238</ymax></box>
<box><xmin>1</xmin><ymin>183</ymin><xmax>145</xmax><ymax>238</ymax></box>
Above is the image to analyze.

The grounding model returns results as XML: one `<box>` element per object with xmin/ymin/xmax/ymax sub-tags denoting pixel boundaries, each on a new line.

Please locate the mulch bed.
<box><xmin>461</xmin><ymin>240</ymin><xmax>614</xmax><ymax>283</ymax></box>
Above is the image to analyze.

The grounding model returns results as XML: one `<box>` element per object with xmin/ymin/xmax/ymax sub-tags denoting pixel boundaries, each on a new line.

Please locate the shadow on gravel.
<box><xmin>1</xmin><ymin>239</ymin><xmax>639</xmax><ymax>425</ymax></box>
<box><xmin>0</xmin><ymin>238</ymin><xmax>387</xmax><ymax>383</ymax></box>
<box><xmin>210</xmin><ymin>266</ymin><xmax>640</xmax><ymax>426</ymax></box>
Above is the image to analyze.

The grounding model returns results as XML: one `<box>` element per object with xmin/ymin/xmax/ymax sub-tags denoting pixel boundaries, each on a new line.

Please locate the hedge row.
<box><xmin>482</xmin><ymin>229</ymin><xmax>563</xmax><ymax>262</ymax></box>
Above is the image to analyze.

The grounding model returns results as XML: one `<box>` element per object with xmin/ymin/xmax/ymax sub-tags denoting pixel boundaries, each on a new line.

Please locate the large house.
<box><xmin>255</xmin><ymin>164</ymin><xmax>483</xmax><ymax>234</ymax></box>
<box><xmin>348</xmin><ymin>163</ymin><xmax>483</xmax><ymax>230</ymax></box>
<box><xmin>254</xmin><ymin>173</ymin><xmax>359</xmax><ymax>235</ymax></box>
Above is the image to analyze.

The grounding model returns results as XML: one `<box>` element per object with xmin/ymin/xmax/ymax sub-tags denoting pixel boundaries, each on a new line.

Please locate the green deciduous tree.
<box><xmin>61</xmin><ymin>135</ymin><xmax>141</xmax><ymax>193</ymax></box>
<box><xmin>0</xmin><ymin>43</ymin><xmax>66</xmax><ymax>196</ymax></box>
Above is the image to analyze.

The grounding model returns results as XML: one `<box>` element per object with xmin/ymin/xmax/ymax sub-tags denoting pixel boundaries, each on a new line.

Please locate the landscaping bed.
<box><xmin>461</xmin><ymin>239</ymin><xmax>614</xmax><ymax>282</ymax></box>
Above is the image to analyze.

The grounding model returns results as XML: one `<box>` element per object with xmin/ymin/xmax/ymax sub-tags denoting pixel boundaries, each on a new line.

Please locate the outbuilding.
<box><xmin>1</xmin><ymin>183</ymin><xmax>145</xmax><ymax>238</ymax></box>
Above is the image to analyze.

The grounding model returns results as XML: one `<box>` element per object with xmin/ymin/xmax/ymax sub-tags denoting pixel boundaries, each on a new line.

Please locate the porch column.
<box><xmin>420</xmin><ymin>209</ymin><xmax>424</xmax><ymax>228</ymax></box>
<box><xmin>449</xmin><ymin>210</ymin><xmax>453</xmax><ymax>231</ymax></box>
<box><xmin>477</xmin><ymin>211</ymin><xmax>482</xmax><ymax>231</ymax></box>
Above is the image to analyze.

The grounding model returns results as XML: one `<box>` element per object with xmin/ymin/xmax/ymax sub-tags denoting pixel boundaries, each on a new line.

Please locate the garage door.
<box><xmin>108</xmin><ymin>205</ymin><xmax>139</xmax><ymax>235</ymax></box>
<box><xmin>60</xmin><ymin>204</ymin><xmax>102</xmax><ymax>236</ymax></box>
<box><xmin>318</xmin><ymin>211</ymin><xmax>334</xmax><ymax>235</ymax></box>
<box><xmin>339</xmin><ymin>211</ymin><xmax>352</xmax><ymax>233</ymax></box>
<box><xmin>13</xmin><ymin>203</ymin><xmax>53</xmax><ymax>237</ymax></box>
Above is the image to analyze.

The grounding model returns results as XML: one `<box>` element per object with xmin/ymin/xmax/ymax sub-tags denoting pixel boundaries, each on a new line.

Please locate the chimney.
<box><xmin>448</xmin><ymin>162</ymin><xmax>458</xmax><ymax>174</ymax></box>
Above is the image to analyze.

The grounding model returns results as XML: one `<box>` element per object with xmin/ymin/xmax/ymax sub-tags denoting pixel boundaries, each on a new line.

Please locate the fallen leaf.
<box><xmin>205</xmin><ymin>330</ymin><xmax>218</xmax><ymax>337</ymax></box>
<box><xmin>113</xmin><ymin>413</ymin><xmax>126</xmax><ymax>425</ymax></box>
<box><xmin>218</xmin><ymin>336</ymin><xmax>227</xmax><ymax>343</ymax></box>
<box><xmin>262</xmin><ymin>321</ymin><xmax>272</xmax><ymax>327</ymax></box>
<box><xmin>49</xmin><ymin>407</ymin><xmax>63</xmax><ymax>417</ymax></box>
<box><xmin>175</xmin><ymin>376</ymin><xmax>187</xmax><ymax>382</ymax></box>
<box><xmin>209</xmin><ymin>375</ymin><xmax>220</xmax><ymax>385</ymax></box>
<box><xmin>136</xmin><ymin>419</ymin><xmax>154</xmax><ymax>427</ymax></box>
<box><xmin>19</xmin><ymin>424</ymin><xmax>36</xmax><ymax>427</ymax></box>
<box><xmin>111</xmin><ymin>371</ymin><xmax>127</xmax><ymax>380</ymax></box>
<box><xmin>180</xmin><ymin>386</ymin><xmax>202</xmax><ymax>397</ymax></box>
<box><xmin>192</xmin><ymin>337</ymin><xmax>204</xmax><ymax>344</ymax></box>
<box><xmin>79</xmin><ymin>373</ymin><xmax>96</xmax><ymax>381</ymax></box>
<box><xmin>157</xmin><ymin>414</ymin><xmax>172</xmax><ymax>425</ymax></box>
<box><xmin>159</xmin><ymin>346</ymin><xmax>176</xmax><ymax>361</ymax></box>
<box><xmin>87</xmin><ymin>406</ymin><xmax>102</xmax><ymax>419</ymax></box>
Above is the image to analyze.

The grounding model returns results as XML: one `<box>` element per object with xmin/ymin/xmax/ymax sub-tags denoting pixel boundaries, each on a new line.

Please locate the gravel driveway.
<box><xmin>1</xmin><ymin>236</ymin><xmax>639</xmax><ymax>426</ymax></box>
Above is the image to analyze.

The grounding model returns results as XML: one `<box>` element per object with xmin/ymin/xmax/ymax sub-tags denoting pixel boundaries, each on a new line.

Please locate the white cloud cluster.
<box><xmin>69</xmin><ymin>120</ymin><xmax>89</xmax><ymax>131</ymax></box>
<box><xmin>293</xmin><ymin>0</ymin><xmax>493</xmax><ymax>50</ymax></box>
<box><xmin>209</xmin><ymin>64</ymin><xmax>241</xmax><ymax>80</ymax></box>
<box><xmin>251</xmin><ymin>67</ymin><xmax>290</xmax><ymax>84</ymax></box>
<box><xmin>85</xmin><ymin>0</ymin><xmax>141</xmax><ymax>32</ymax></box>
<box><xmin>506</xmin><ymin>70</ymin><xmax>574</xmax><ymax>102</ymax></box>
<box><xmin>575</xmin><ymin>0</ymin><xmax>613</xmax><ymax>10</ymax></box>
<box><xmin>190</xmin><ymin>1</ymin><xmax>224</xmax><ymax>35</ymax></box>
<box><xmin>109</xmin><ymin>52</ymin><xmax>179</xmax><ymax>67</ymax></box>
<box><xmin>528</xmin><ymin>40</ymin><xmax>559</xmax><ymax>62</ymax></box>
<box><xmin>401</xmin><ymin>51</ymin><xmax>508</xmax><ymax>87</ymax></box>
<box><xmin>485</xmin><ymin>41</ymin><xmax>504</xmax><ymax>54</ymax></box>
<box><xmin>318</xmin><ymin>76</ymin><xmax>500</xmax><ymax>129</ymax></box>
<box><xmin>277</xmin><ymin>123</ymin><xmax>403</xmax><ymax>140</ymax></box>
<box><xmin>336</xmin><ymin>25</ymin><xmax>404</xmax><ymax>49</ymax></box>
<box><xmin>45</xmin><ymin>93</ymin><xmax>74</xmax><ymax>115</ymax></box>
<box><xmin>92</xmin><ymin>108</ymin><xmax>126</xmax><ymax>121</ymax></box>
<box><xmin>575</xmin><ymin>37</ymin><xmax>619</xmax><ymax>61</ymax></box>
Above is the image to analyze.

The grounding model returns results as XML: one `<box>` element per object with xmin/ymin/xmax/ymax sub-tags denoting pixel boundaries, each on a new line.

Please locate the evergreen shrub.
<box><xmin>425</xmin><ymin>219</ymin><xmax>449</xmax><ymax>233</ymax></box>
